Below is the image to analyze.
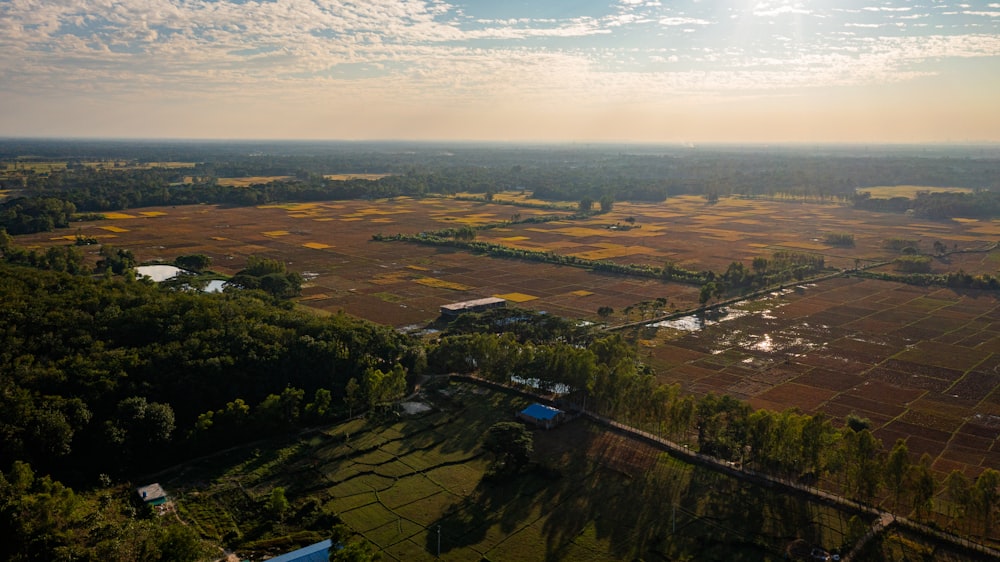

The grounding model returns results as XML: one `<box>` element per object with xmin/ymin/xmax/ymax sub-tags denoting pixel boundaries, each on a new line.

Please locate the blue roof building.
<box><xmin>517</xmin><ymin>403</ymin><xmax>565</xmax><ymax>429</ymax></box>
<box><xmin>265</xmin><ymin>539</ymin><xmax>333</xmax><ymax>562</ymax></box>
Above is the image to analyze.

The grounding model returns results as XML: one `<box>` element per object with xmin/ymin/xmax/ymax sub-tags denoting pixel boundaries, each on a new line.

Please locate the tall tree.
<box><xmin>972</xmin><ymin>468</ymin><xmax>1000</xmax><ymax>538</ymax></box>
<box><xmin>907</xmin><ymin>453</ymin><xmax>935</xmax><ymax>520</ymax></box>
<box><xmin>885</xmin><ymin>438</ymin><xmax>911</xmax><ymax>510</ymax></box>
<box><xmin>483</xmin><ymin>422</ymin><xmax>533</xmax><ymax>475</ymax></box>
<box><xmin>944</xmin><ymin>469</ymin><xmax>971</xmax><ymax>524</ymax></box>
<box><xmin>843</xmin><ymin>428</ymin><xmax>882</xmax><ymax>502</ymax></box>
<box><xmin>344</xmin><ymin>378</ymin><xmax>361</xmax><ymax>418</ymax></box>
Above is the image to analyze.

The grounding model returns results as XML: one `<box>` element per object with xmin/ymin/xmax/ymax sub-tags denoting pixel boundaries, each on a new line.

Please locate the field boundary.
<box><xmin>606</xmin><ymin>268</ymin><xmax>848</xmax><ymax>331</ymax></box>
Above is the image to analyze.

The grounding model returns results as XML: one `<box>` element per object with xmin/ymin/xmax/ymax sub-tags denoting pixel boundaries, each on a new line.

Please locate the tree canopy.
<box><xmin>483</xmin><ymin>422</ymin><xmax>534</xmax><ymax>475</ymax></box>
<box><xmin>0</xmin><ymin>262</ymin><xmax>416</xmax><ymax>480</ymax></box>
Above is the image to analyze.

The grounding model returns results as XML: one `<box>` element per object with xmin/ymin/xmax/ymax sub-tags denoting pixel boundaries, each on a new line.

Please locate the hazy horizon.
<box><xmin>3</xmin><ymin>0</ymin><xmax>999</xmax><ymax>144</ymax></box>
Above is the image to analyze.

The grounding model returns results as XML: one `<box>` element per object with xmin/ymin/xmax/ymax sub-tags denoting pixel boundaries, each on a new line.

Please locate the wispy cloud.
<box><xmin>659</xmin><ymin>17</ymin><xmax>712</xmax><ymax>26</ymax></box>
<box><xmin>1</xmin><ymin>0</ymin><xmax>998</xmax><ymax>140</ymax></box>
<box><xmin>752</xmin><ymin>2</ymin><xmax>812</xmax><ymax>17</ymax></box>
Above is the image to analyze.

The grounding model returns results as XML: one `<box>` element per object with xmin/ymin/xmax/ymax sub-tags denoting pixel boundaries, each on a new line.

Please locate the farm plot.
<box><xmin>13</xmin><ymin>198</ymin><xmax>708</xmax><ymax>324</ymax></box>
<box><xmin>643</xmin><ymin>276</ymin><xmax>1000</xmax><ymax>479</ymax></box>
<box><xmin>11</xmin><ymin>196</ymin><xmax>1000</xmax><ymax>475</ymax></box>
<box><xmin>13</xmin><ymin>194</ymin><xmax>1000</xmax><ymax>327</ymax></box>
<box><xmin>477</xmin><ymin>195</ymin><xmax>1000</xmax><ymax>275</ymax></box>
<box><xmin>162</xmin><ymin>382</ymin><xmax>853</xmax><ymax>562</ymax></box>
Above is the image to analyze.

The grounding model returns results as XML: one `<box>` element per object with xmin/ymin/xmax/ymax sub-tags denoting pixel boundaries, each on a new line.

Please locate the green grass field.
<box><xmin>156</xmin><ymin>381</ymin><xmax>868</xmax><ymax>561</ymax></box>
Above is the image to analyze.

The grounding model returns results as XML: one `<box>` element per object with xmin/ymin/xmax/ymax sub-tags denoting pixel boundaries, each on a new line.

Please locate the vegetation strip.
<box><xmin>454</xmin><ymin>374</ymin><xmax>1000</xmax><ymax>560</ymax></box>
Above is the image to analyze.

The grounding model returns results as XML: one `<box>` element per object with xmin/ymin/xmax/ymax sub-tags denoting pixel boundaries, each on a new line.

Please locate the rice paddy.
<box><xmin>858</xmin><ymin>186</ymin><xmax>974</xmax><ymax>199</ymax></box>
<box><xmin>12</xmin><ymin>193</ymin><xmax>1000</xmax><ymax>483</ymax></box>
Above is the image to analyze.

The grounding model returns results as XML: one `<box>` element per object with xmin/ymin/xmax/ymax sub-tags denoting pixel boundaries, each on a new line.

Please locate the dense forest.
<box><xmin>0</xmin><ymin>262</ymin><xmax>419</xmax><ymax>479</ymax></box>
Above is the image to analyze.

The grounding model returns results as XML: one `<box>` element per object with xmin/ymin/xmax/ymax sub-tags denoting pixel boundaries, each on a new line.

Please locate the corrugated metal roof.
<box><xmin>440</xmin><ymin>297</ymin><xmax>506</xmax><ymax>312</ymax></box>
<box><xmin>265</xmin><ymin>539</ymin><xmax>332</xmax><ymax>562</ymax></box>
<box><xmin>136</xmin><ymin>483</ymin><xmax>167</xmax><ymax>502</ymax></box>
<box><xmin>520</xmin><ymin>403</ymin><xmax>562</xmax><ymax>421</ymax></box>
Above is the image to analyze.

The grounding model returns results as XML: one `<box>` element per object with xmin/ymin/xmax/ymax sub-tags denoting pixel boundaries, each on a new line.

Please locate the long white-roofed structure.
<box><xmin>440</xmin><ymin>297</ymin><xmax>506</xmax><ymax>317</ymax></box>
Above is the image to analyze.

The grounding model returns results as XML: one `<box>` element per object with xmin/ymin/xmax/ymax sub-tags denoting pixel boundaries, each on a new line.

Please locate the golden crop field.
<box><xmin>414</xmin><ymin>277</ymin><xmax>473</xmax><ymax>291</ymax></box>
<box><xmin>216</xmin><ymin>176</ymin><xmax>294</xmax><ymax>187</ymax></box>
<box><xmin>858</xmin><ymin>185</ymin><xmax>973</xmax><ymax>199</ymax></box>
<box><xmin>495</xmin><ymin>292</ymin><xmax>538</xmax><ymax>302</ymax></box>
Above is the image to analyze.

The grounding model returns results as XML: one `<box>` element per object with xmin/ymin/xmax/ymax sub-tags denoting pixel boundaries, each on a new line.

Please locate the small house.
<box><xmin>136</xmin><ymin>483</ymin><xmax>168</xmax><ymax>506</ymax></box>
<box><xmin>517</xmin><ymin>403</ymin><xmax>565</xmax><ymax>429</ymax></box>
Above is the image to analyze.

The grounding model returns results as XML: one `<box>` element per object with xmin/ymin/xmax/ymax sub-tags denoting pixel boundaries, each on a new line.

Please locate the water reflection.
<box><xmin>648</xmin><ymin>307</ymin><xmax>749</xmax><ymax>331</ymax></box>
<box><xmin>204</xmin><ymin>280</ymin><xmax>226</xmax><ymax>293</ymax></box>
<box><xmin>136</xmin><ymin>265</ymin><xmax>226</xmax><ymax>293</ymax></box>
<box><xmin>645</xmin><ymin>285</ymin><xmax>828</xmax><ymax>359</ymax></box>
<box><xmin>136</xmin><ymin>264</ymin><xmax>188</xmax><ymax>281</ymax></box>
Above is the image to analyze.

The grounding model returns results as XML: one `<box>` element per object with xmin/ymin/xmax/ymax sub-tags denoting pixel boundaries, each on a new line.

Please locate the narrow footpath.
<box><xmin>842</xmin><ymin>512</ymin><xmax>894</xmax><ymax>562</ymax></box>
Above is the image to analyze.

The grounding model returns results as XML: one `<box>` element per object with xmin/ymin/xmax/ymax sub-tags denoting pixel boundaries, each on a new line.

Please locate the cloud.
<box><xmin>752</xmin><ymin>2</ymin><xmax>812</xmax><ymax>17</ymax></box>
<box><xmin>862</xmin><ymin>6</ymin><xmax>912</xmax><ymax>12</ymax></box>
<box><xmin>659</xmin><ymin>17</ymin><xmax>712</xmax><ymax>26</ymax></box>
<box><xmin>2</xmin><ymin>0</ymin><xmax>1000</xmax><ymax>137</ymax></box>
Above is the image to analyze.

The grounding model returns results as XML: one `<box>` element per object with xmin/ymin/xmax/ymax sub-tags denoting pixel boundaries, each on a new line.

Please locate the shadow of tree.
<box><xmin>171</xmin><ymin>380</ymin><xmax>853</xmax><ymax>560</ymax></box>
<box><xmin>424</xmin><ymin>417</ymin><xmax>851</xmax><ymax>560</ymax></box>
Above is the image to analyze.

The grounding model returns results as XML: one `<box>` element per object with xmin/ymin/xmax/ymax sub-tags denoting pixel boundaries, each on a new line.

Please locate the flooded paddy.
<box><xmin>643</xmin><ymin>276</ymin><xmax>1000</xmax><ymax>479</ymax></box>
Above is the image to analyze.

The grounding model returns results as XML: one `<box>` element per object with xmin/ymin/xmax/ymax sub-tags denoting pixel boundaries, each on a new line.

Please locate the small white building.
<box><xmin>136</xmin><ymin>483</ymin><xmax>168</xmax><ymax>506</ymax></box>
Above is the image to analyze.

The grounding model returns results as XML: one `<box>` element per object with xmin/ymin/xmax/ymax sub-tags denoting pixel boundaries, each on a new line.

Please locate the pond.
<box><xmin>136</xmin><ymin>265</ymin><xmax>226</xmax><ymax>293</ymax></box>
<box><xmin>136</xmin><ymin>265</ymin><xmax>188</xmax><ymax>282</ymax></box>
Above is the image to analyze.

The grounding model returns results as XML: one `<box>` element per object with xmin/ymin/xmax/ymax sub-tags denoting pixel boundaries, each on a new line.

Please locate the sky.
<box><xmin>1</xmin><ymin>0</ymin><xmax>999</xmax><ymax>143</ymax></box>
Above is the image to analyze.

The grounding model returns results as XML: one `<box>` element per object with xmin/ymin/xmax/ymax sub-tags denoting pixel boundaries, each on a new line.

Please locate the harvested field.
<box><xmin>469</xmin><ymin>195</ymin><xmax>1000</xmax><ymax>275</ymax></box>
<box><xmin>645</xmin><ymin>276</ymin><xmax>1000</xmax><ymax>478</ymax></box>
<box><xmin>12</xmin><ymin>195</ymin><xmax>1000</xmax><ymax>479</ymax></box>
<box><xmin>216</xmin><ymin>176</ymin><xmax>293</xmax><ymax>187</ymax></box>
<box><xmin>16</xmin><ymin>194</ymin><xmax>1000</xmax><ymax>326</ymax></box>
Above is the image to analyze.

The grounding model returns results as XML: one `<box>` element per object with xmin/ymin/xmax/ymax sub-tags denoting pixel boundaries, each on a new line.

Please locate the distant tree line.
<box><xmin>5</xmin><ymin>143</ymin><xmax>1000</xmax><ymax>235</ymax></box>
<box><xmin>853</xmin><ymin>190</ymin><xmax>1000</xmax><ymax>219</ymax></box>
<box><xmin>0</xmin><ymin>196</ymin><xmax>77</xmax><ymax>234</ymax></box>
<box><xmin>857</xmin><ymin>269</ymin><xmax>1000</xmax><ymax>290</ymax></box>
